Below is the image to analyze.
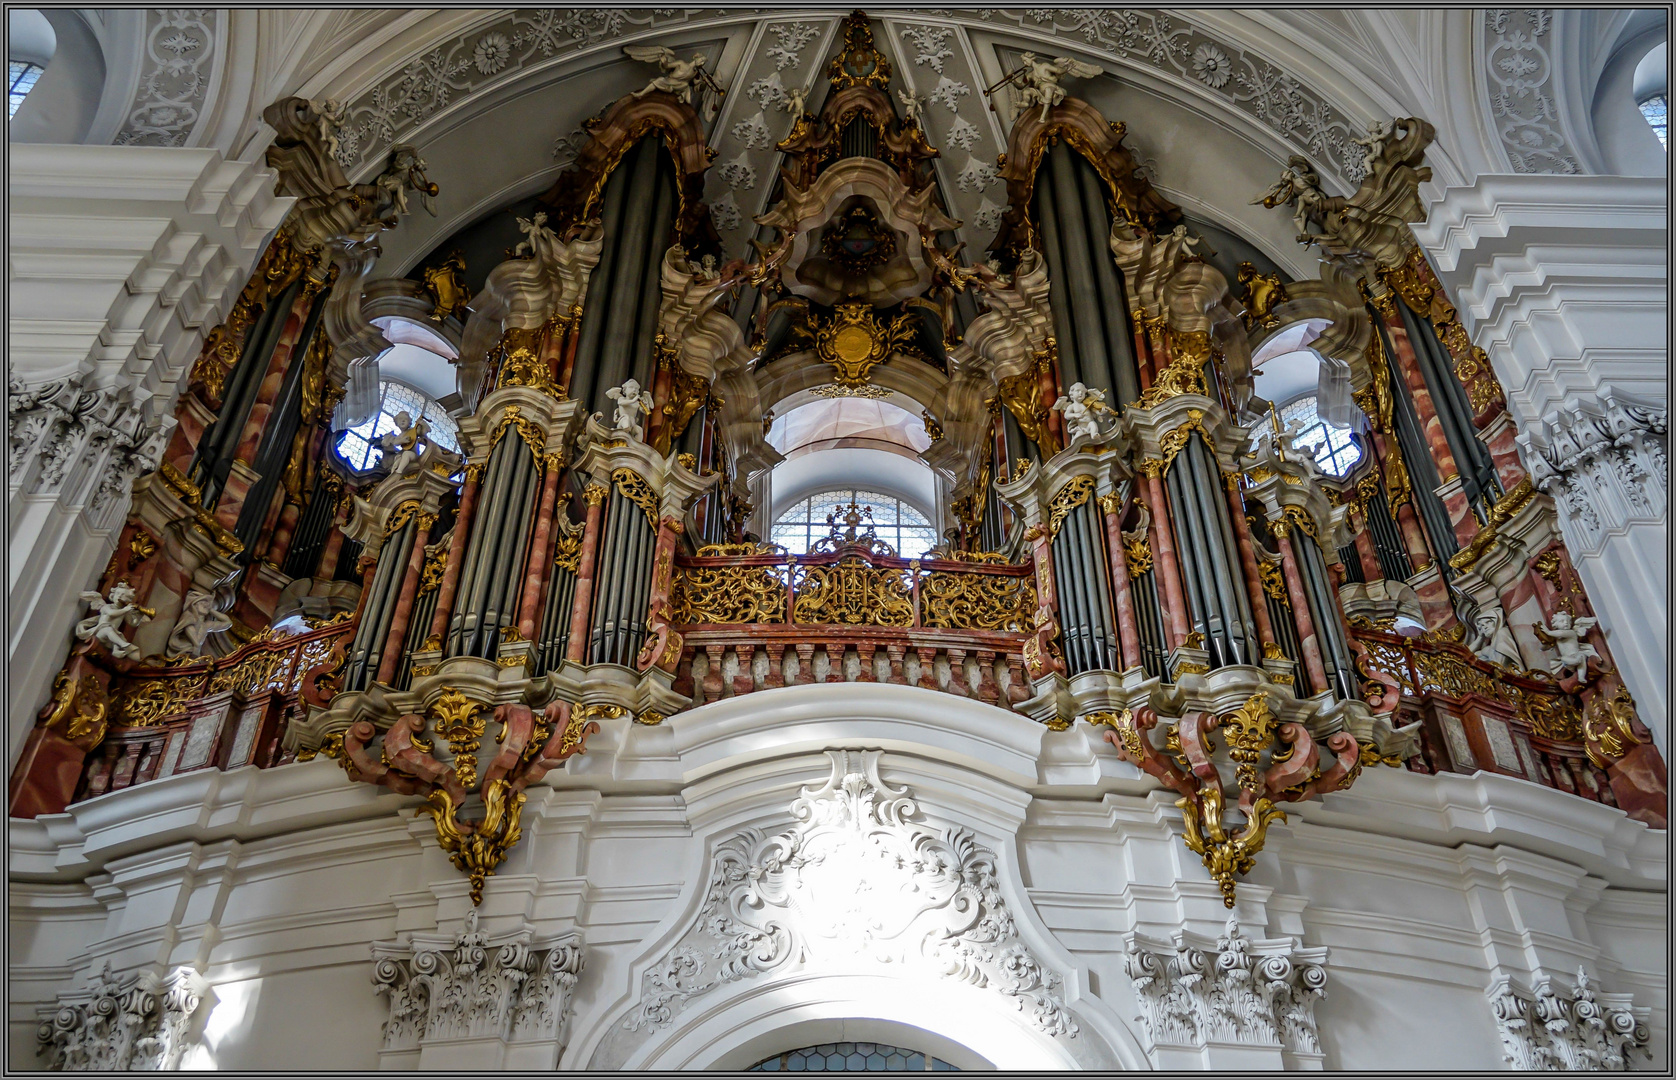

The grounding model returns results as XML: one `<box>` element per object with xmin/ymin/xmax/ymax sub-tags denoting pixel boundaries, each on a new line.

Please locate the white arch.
<box><xmin>615</xmin><ymin>971</ymin><xmax>1097</xmax><ymax>1070</ymax></box>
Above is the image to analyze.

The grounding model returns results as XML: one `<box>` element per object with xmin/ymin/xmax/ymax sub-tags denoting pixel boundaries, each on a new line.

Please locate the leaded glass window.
<box><xmin>8</xmin><ymin>60</ymin><xmax>43</xmax><ymax>117</ymax></box>
<box><xmin>334</xmin><ymin>379</ymin><xmax>461</xmax><ymax>471</ymax></box>
<box><xmin>1279</xmin><ymin>395</ymin><xmax>1362</xmax><ymax>478</ymax></box>
<box><xmin>771</xmin><ymin>488</ymin><xmax>936</xmax><ymax>557</ymax></box>
<box><xmin>1639</xmin><ymin>94</ymin><xmax>1667</xmax><ymax>147</ymax></box>
<box><xmin>748</xmin><ymin>1042</ymin><xmax>959</xmax><ymax>1071</ymax></box>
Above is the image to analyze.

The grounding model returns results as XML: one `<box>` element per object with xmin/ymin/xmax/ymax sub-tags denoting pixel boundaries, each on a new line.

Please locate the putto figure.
<box><xmin>606</xmin><ymin>378</ymin><xmax>655</xmax><ymax>440</ymax></box>
<box><xmin>375</xmin><ymin>411</ymin><xmax>429</xmax><ymax>478</ymax></box>
<box><xmin>1535</xmin><ymin>610</ymin><xmax>1601</xmax><ymax>682</ymax></box>
<box><xmin>1251</xmin><ymin>155</ymin><xmax>1332</xmax><ymax>243</ymax></box>
<box><xmin>1052</xmin><ymin>382</ymin><xmax>1116</xmax><ymax>443</ymax></box>
<box><xmin>74</xmin><ymin>582</ymin><xmax>153</xmax><ymax>658</ymax></box>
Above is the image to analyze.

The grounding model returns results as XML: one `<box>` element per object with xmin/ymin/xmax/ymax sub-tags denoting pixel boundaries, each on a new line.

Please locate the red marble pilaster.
<box><xmin>1275</xmin><ymin>529</ymin><xmax>1330</xmax><ymax>694</ymax></box>
<box><xmin>1350</xmin><ymin>513</ymin><xmax>1384</xmax><ymax>583</ymax></box>
<box><xmin>1144</xmin><ymin>474</ymin><xmax>1190</xmax><ymax>649</ymax></box>
<box><xmin>213</xmin><ymin>290</ymin><xmax>317</xmax><ymax>530</ymax></box>
<box><xmin>516</xmin><ymin>461</ymin><xmax>564</xmax><ymax>641</ymax></box>
<box><xmin>425</xmin><ymin>472</ymin><xmax>482</xmax><ymax>649</ymax></box>
<box><xmin>564</xmin><ymin>485</ymin><xmax>609</xmax><ymax>665</ymax></box>
<box><xmin>1225</xmin><ymin>479</ymin><xmax>1278</xmax><ymax>650</ymax></box>
<box><xmin>1101</xmin><ymin>499</ymin><xmax>1144</xmax><ymax>671</ymax></box>
<box><xmin>375</xmin><ymin>516</ymin><xmax>432</xmax><ymax>685</ymax></box>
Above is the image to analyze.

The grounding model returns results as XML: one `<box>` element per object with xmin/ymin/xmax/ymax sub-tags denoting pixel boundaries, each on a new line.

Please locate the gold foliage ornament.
<box><xmin>920</xmin><ymin>570</ymin><xmax>1034</xmax><ymax>632</ymax></box>
<box><xmin>1137</xmin><ymin>330</ymin><xmax>1210</xmax><ymax>408</ymax></box>
<box><xmin>424</xmin><ymin>780</ymin><xmax>523</xmax><ymax>907</ymax></box>
<box><xmin>794</xmin><ymin>558</ymin><xmax>915</xmax><ymax>626</ymax></box>
<box><xmin>813</xmin><ymin>302</ymin><xmax>917</xmax><ymax>388</ymax></box>
<box><xmin>44</xmin><ymin>672</ymin><xmax>109</xmax><ymax>746</ymax></box>
<box><xmin>1046</xmin><ymin>475</ymin><xmax>1095</xmax><ymax>539</ymax></box>
<box><xmin>671</xmin><ymin>565</ymin><xmax>786</xmax><ymax>624</ymax></box>
<box><xmin>1582</xmin><ymin>685</ymin><xmax>1643</xmax><ymax>769</ymax></box>
<box><xmin>1179</xmin><ymin>783</ymin><xmax>1285</xmax><ymax>910</ymax></box>
<box><xmin>612</xmin><ymin>468</ymin><xmax>659</xmax><ymax>529</ymax></box>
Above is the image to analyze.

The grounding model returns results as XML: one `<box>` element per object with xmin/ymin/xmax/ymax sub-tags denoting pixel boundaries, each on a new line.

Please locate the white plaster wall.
<box><xmin>1413</xmin><ymin>173</ymin><xmax>1669</xmax><ymax>742</ymax></box>
<box><xmin>9</xmin><ymin>687</ymin><xmax>1666</xmax><ymax>1071</ymax></box>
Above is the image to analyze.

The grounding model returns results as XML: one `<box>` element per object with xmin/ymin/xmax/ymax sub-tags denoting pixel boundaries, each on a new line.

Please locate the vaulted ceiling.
<box><xmin>34</xmin><ymin>9</ymin><xmax>1658</xmax><ymax>279</ymax></box>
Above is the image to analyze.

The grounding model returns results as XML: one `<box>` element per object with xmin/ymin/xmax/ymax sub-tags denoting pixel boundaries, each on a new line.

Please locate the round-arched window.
<box><xmin>1279</xmin><ymin>394</ymin><xmax>1362</xmax><ymax>478</ymax></box>
<box><xmin>334</xmin><ymin>379</ymin><xmax>460</xmax><ymax>471</ymax></box>
<box><xmin>772</xmin><ymin>488</ymin><xmax>936</xmax><ymax>557</ymax></box>
<box><xmin>1635</xmin><ymin>42</ymin><xmax>1668</xmax><ymax>147</ymax></box>
<box><xmin>748</xmin><ymin>1041</ymin><xmax>959</xmax><ymax>1071</ymax></box>
<box><xmin>7</xmin><ymin>9</ymin><xmax>55</xmax><ymax>118</ymax></box>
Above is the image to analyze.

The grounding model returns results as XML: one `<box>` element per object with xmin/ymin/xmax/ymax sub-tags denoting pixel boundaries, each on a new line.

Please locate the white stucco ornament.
<box><xmin>628</xmin><ymin>749</ymin><xmax>1076</xmax><ymax>1037</ymax></box>
<box><xmin>37</xmin><ymin>962</ymin><xmax>210</xmax><ymax>1071</ymax></box>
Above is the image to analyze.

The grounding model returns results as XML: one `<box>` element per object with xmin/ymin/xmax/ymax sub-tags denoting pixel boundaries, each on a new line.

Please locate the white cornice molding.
<box><xmin>1414</xmin><ymin>173</ymin><xmax>1669</xmax><ymax>274</ymax></box>
<box><xmin>10</xmin><ymin>684</ymin><xmax>1665</xmax><ymax>891</ymax></box>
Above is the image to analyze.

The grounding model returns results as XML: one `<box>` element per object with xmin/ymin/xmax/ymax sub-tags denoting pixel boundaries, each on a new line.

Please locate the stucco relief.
<box><xmin>114</xmin><ymin>9</ymin><xmax>219</xmax><ymax>147</ymax></box>
<box><xmin>1482</xmin><ymin>9</ymin><xmax>1583</xmax><ymax>174</ymax></box>
<box><xmin>628</xmin><ymin>749</ymin><xmax>1076</xmax><ymax>1039</ymax></box>
<box><xmin>36</xmin><ymin>963</ymin><xmax>210</xmax><ymax>1071</ymax></box>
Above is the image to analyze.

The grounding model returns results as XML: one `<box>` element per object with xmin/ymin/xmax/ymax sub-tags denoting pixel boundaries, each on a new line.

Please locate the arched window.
<box><xmin>7</xmin><ymin>9</ymin><xmax>55</xmax><ymax>118</ymax></box>
<box><xmin>1279</xmin><ymin>395</ymin><xmax>1362</xmax><ymax>478</ymax></box>
<box><xmin>772</xmin><ymin>488</ymin><xmax>936</xmax><ymax>557</ymax></box>
<box><xmin>8</xmin><ymin>60</ymin><xmax>43</xmax><ymax>116</ymax></box>
<box><xmin>749</xmin><ymin>1042</ymin><xmax>960</xmax><ymax>1071</ymax></box>
<box><xmin>1635</xmin><ymin>41</ymin><xmax>1667</xmax><ymax>147</ymax></box>
<box><xmin>334</xmin><ymin>379</ymin><xmax>460</xmax><ymax>471</ymax></box>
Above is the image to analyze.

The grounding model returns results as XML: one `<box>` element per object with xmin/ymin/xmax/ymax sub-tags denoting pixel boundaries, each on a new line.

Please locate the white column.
<box><xmin>7</xmin><ymin>144</ymin><xmax>290</xmax><ymax>767</ymax></box>
<box><xmin>1412</xmin><ymin>174</ymin><xmax>1668</xmax><ymax>743</ymax></box>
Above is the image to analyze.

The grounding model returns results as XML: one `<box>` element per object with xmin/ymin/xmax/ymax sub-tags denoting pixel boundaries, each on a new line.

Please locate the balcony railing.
<box><xmin>667</xmin><ymin>539</ymin><xmax>1036</xmax><ymax>711</ymax></box>
<box><xmin>1350</xmin><ymin>622</ymin><xmax>1619</xmax><ymax>807</ymax></box>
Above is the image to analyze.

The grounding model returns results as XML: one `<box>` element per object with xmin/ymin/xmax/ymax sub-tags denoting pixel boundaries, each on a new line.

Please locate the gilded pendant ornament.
<box><xmin>814</xmin><ymin>302</ymin><xmax>916</xmax><ymax>388</ymax></box>
<box><xmin>794</xmin><ymin>558</ymin><xmax>915</xmax><ymax>626</ymax></box>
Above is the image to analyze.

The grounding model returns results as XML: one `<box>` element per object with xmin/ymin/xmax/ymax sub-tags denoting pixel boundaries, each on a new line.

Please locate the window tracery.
<box><xmin>334</xmin><ymin>379</ymin><xmax>460</xmax><ymax>471</ymax></box>
<box><xmin>772</xmin><ymin>488</ymin><xmax>936</xmax><ymax>557</ymax></box>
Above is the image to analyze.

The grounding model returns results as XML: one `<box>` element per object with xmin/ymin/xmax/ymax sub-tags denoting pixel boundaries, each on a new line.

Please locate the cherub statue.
<box><xmin>605</xmin><ymin>378</ymin><xmax>655</xmax><ymax>440</ymax></box>
<box><xmin>624</xmin><ymin>45</ymin><xmax>712</xmax><ymax>105</ymax></box>
<box><xmin>1350</xmin><ymin>118</ymin><xmax>1394</xmax><ymax>175</ymax></box>
<box><xmin>1534</xmin><ymin>610</ymin><xmax>1600</xmax><ymax>682</ymax></box>
<box><xmin>1006</xmin><ymin>52</ymin><xmax>1103</xmax><ymax>123</ymax></box>
<box><xmin>1051</xmin><ymin>382</ymin><xmax>1116</xmax><ymax>443</ymax></box>
<box><xmin>1252</xmin><ymin>155</ymin><xmax>1331</xmax><ymax>243</ymax></box>
<box><xmin>896</xmin><ymin>88</ymin><xmax>925</xmax><ymax>126</ymax></box>
<box><xmin>375</xmin><ymin>411</ymin><xmax>428</xmax><ymax>478</ymax></box>
<box><xmin>513</xmin><ymin>210</ymin><xmax>560</xmax><ymax>263</ymax></box>
<box><xmin>74</xmin><ymin>582</ymin><xmax>153</xmax><ymax>658</ymax></box>
<box><xmin>308</xmin><ymin>97</ymin><xmax>347</xmax><ymax>161</ymax></box>
<box><xmin>783</xmin><ymin>82</ymin><xmax>810</xmax><ymax>118</ymax></box>
<box><xmin>374</xmin><ymin>146</ymin><xmax>438</xmax><ymax>222</ymax></box>
<box><xmin>697</xmin><ymin>253</ymin><xmax>719</xmax><ymax>280</ymax></box>
<box><xmin>167</xmin><ymin>588</ymin><xmax>234</xmax><ymax>658</ymax></box>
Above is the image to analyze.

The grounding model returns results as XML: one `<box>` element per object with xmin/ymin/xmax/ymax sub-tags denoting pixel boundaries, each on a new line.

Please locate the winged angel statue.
<box><xmin>624</xmin><ymin>45</ymin><xmax>718</xmax><ymax>106</ymax></box>
<box><xmin>992</xmin><ymin>52</ymin><xmax>1104</xmax><ymax>123</ymax></box>
<box><xmin>1251</xmin><ymin>156</ymin><xmax>1334</xmax><ymax>244</ymax></box>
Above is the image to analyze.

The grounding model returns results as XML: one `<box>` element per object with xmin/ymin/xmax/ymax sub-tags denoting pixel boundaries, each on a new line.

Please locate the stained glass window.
<box><xmin>334</xmin><ymin>379</ymin><xmax>461</xmax><ymax>471</ymax></box>
<box><xmin>9</xmin><ymin>60</ymin><xmax>43</xmax><ymax>118</ymax></box>
<box><xmin>1639</xmin><ymin>94</ymin><xmax>1667</xmax><ymax>147</ymax></box>
<box><xmin>748</xmin><ymin>1042</ymin><xmax>959</xmax><ymax>1071</ymax></box>
<box><xmin>1278</xmin><ymin>395</ymin><xmax>1363</xmax><ymax>478</ymax></box>
<box><xmin>772</xmin><ymin>489</ymin><xmax>936</xmax><ymax>557</ymax></box>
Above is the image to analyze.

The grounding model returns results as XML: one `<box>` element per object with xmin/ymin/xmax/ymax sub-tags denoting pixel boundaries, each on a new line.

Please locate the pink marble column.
<box><xmin>425</xmin><ymin>471</ymin><xmax>483</xmax><ymax>650</ymax></box>
<box><xmin>516</xmin><ymin>460</ymin><xmax>564</xmax><ymax>641</ymax></box>
<box><xmin>564</xmin><ymin>484</ymin><xmax>609</xmax><ymax>665</ymax></box>
<box><xmin>375</xmin><ymin>515</ymin><xmax>432</xmax><ymax>685</ymax></box>
<box><xmin>213</xmin><ymin>290</ymin><xmax>318</xmax><ymax>531</ymax></box>
<box><xmin>1144</xmin><ymin>473</ymin><xmax>1190</xmax><ymax>649</ymax></box>
<box><xmin>1275</xmin><ymin>529</ymin><xmax>1330</xmax><ymax>694</ymax></box>
<box><xmin>1380</xmin><ymin>307</ymin><xmax>1475</xmax><ymax>545</ymax></box>
<box><xmin>1350</xmin><ymin>512</ymin><xmax>1384</xmax><ymax>583</ymax></box>
<box><xmin>1101</xmin><ymin>499</ymin><xmax>1143</xmax><ymax>671</ymax></box>
<box><xmin>1224</xmin><ymin>477</ymin><xmax>1278</xmax><ymax>651</ymax></box>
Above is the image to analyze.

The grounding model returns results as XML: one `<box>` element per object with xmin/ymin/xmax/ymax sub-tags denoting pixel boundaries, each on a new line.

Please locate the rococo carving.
<box><xmin>627</xmin><ymin>750</ymin><xmax>1077</xmax><ymax>1037</ymax></box>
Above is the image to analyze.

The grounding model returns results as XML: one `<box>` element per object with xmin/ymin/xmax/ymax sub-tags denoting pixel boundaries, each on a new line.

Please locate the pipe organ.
<box><xmin>13</xmin><ymin>11</ymin><xmax>1664</xmax><ymax>917</ymax></box>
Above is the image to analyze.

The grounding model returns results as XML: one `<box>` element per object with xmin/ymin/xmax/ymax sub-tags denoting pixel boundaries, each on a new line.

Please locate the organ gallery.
<box><xmin>7</xmin><ymin>8</ymin><xmax>1668</xmax><ymax>1071</ymax></box>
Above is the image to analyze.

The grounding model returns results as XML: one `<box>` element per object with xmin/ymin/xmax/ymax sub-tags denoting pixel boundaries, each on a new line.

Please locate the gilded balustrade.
<box><xmin>668</xmin><ymin>542</ymin><xmax>1034</xmax><ymax>633</ymax></box>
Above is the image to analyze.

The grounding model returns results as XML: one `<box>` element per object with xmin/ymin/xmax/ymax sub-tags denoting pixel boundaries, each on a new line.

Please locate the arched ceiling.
<box><xmin>51</xmin><ymin>9</ymin><xmax>1654</xmax><ymax>277</ymax></box>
